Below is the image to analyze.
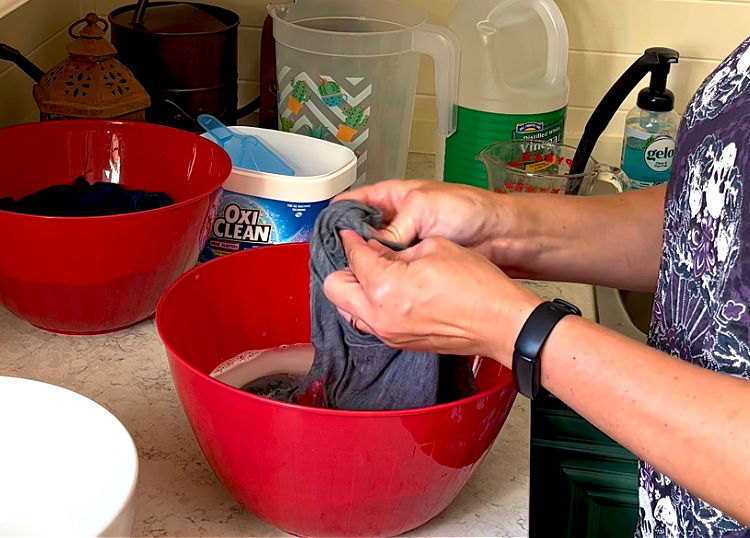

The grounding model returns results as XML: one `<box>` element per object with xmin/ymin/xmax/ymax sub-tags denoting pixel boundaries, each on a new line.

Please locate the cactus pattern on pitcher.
<box><xmin>337</xmin><ymin>105</ymin><xmax>368</xmax><ymax>142</ymax></box>
<box><xmin>306</xmin><ymin>124</ymin><xmax>330</xmax><ymax>140</ymax></box>
<box><xmin>343</xmin><ymin>106</ymin><xmax>368</xmax><ymax>128</ymax></box>
<box><xmin>286</xmin><ymin>79</ymin><xmax>311</xmax><ymax>115</ymax></box>
<box><xmin>318</xmin><ymin>78</ymin><xmax>347</xmax><ymax>107</ymax></box>
<box><xmin>280</xmin><ymin>116</ymin><xmax>294</xmax><ymax>132</ymax></box>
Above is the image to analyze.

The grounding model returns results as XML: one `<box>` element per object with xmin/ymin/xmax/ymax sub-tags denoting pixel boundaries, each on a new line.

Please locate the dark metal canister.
<box><xmin>109</xmin><ymin>1</ymin><xmax>239</xmax><ymax>132</ymax></box>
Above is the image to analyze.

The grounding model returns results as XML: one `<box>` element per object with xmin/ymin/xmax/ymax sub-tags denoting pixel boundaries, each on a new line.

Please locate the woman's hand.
<box><xmin>323</xmin><ymin>230</ymin><xmax>542</xmax><ymax>364</ymax></box>
<box><xmin>337</xmin><ymin>179</ymin><xmax>668</xmax><ymax>291</ymax></box>
<box><xmin>335</xmin><ymin>180</ymin><xmax>512</xmax><ymax>261</ymax></box>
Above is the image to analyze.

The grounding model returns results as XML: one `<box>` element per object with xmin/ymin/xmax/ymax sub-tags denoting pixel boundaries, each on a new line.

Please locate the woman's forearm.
<box><xmin>492</xmin><ymin>184</ymin><xmax>667</xmax><ymax>292</ymax></box>
<box><xmin>525</xmin><ymin>315</ymin><xmax>750</xmax><ymax>524</ymax></box>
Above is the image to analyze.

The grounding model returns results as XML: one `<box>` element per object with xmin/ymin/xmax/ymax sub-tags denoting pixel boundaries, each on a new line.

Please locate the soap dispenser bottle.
<box><xmin>620</xmin><ymin>48</ymin><xmax>680</xmax><ymax>189</ymax></box>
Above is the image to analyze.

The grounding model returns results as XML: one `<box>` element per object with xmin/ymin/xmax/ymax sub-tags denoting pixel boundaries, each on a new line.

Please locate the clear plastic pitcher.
<box><xmin>268</xmin><ymin>0</ymin><xmax>458</xmax><ymax>187</ymax></box>
<box><xmin>478</xmin><ymin>140</ymin><xmax>629</xmax><ymax>195</ymax></box>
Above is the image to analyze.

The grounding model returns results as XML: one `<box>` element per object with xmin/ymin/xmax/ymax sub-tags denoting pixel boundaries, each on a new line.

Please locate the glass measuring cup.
<box><xmin>477</xmin><ymin>140</ymin><xmax>629</xmax><ymax>195</ymax></box>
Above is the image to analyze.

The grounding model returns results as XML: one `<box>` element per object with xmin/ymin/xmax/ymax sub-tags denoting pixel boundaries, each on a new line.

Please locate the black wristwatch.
<box><xmin>513</xmin><ymin>298</ymin><xmax>581</xmax><ymax>399</ymax></box>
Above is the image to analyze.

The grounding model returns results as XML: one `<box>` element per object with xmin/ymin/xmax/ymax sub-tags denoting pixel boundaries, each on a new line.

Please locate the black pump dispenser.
<box><xmin>570</xmin><ymin>47</ymin><xmax>680</xmax><ymax>175</ymax></box>
<box><xmin>637</xmin><ymin>47</ymin><xmax>678</xmax><ymax>112</ymax></box>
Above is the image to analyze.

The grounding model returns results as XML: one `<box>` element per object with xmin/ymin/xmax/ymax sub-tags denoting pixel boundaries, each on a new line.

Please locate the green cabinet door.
<box><xmin>530</xmin><ymin>395</ymin><xmax>639</xmax><ymax>538</ymax></box>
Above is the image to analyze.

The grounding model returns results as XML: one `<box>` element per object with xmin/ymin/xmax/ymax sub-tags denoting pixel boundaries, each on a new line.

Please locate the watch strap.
<box><xmin>513</xmin><ymin>298</ymin><xmax>581</xmax><ymax>399</ymax></box>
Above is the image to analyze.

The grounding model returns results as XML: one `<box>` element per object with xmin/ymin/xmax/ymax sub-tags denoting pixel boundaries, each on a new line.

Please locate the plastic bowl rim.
<box><xmin>155</xmin><ymin>245</ymin><xmax>516</xmax><ymax>419</ymax></box>
<box><xmin>0</xmin><ymin>119</ymin><xmax>232</xmax><ymax>223</ymax></box>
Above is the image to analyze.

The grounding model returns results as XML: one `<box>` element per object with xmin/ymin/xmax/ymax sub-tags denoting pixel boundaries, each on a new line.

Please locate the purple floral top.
<box><xmin>636</xmin><ymin>36</ymin><xmax>750</xmax><ymax>537</ymax></box>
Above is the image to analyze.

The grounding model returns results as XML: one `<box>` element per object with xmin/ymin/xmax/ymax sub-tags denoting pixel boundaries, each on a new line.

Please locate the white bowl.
<box><xmin>0</xmin><ymin>376</ymin><xmax>138</xmax><ymax>537</ymax></box>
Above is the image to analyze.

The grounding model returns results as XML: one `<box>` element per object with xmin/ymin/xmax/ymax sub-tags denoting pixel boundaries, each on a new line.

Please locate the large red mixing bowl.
<box><xmin>0</xmin><ymin>120</ymin><xmax>231</xmax><ymax>334</ymax></box>
<box><xmin>156</xmin><ymin>243</ymin><xmax>518</xmax><ymax>537</ymax></box>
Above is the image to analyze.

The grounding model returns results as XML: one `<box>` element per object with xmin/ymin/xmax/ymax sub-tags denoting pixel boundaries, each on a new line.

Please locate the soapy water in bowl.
<box><xmin>210</xmin><ymin>344</ymin><xmax>314</xmax><ymax>401</ymax></box>
<box><xmin>210</xmin><ymin>343</ymin><xmax>480</xmax><ymax>408</ymax></box>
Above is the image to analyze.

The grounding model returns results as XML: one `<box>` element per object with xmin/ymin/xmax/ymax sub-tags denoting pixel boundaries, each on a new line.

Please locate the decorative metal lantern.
<box><xmin>33</xmin><ymin>13</ymin><xmax>150</xmax><ymax>121</ymax></box>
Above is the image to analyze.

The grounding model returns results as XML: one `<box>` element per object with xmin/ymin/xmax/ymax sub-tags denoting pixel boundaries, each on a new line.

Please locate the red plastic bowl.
<box><xmin>156</xmin><ymin>243</ymin><xmax>518</xmax><ymax>537</ymax></box>
<box><xmin>0</xmin><ymin>120</ymin><xmax>231</xmax><ymax>334</ymax></box>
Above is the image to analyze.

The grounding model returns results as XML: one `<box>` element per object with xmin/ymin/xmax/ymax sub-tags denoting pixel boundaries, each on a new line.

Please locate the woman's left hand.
<box><xmin>323</xmin><ymin>231</ymin><xmax>543</xmax><ymax>363</ymax></box>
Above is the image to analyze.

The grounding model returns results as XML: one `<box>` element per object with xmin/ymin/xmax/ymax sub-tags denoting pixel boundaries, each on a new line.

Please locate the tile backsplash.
<box><xmin>1</xmin><ymin>0</ymin><xmax>748</xmax><ymax>166</ymax></box>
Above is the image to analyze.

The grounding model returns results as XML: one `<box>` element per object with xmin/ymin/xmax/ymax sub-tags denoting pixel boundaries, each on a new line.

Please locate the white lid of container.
<box><xmin>202</xmin><ymin>127</ymin><xmax>358</xmax><ymax>203</ymax></box>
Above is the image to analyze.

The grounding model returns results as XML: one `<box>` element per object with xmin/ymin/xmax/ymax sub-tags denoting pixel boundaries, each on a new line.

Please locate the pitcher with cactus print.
<box><xmin>269</xmin><ymin>0</ymin><xmax>458</xmax><ymax>186</ymax></box>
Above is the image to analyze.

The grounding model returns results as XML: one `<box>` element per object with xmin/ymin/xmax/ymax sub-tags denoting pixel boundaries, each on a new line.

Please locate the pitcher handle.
<box><xmin>594</xmin><ymin>163</ymin><xmax>630</xmax><ymax>193</ymax></box>
<box><xmin>412</xmin><ymin>24</ymin><xmax>459</xmax><ymax>138</ymax></box>
<box><xmin>412</xmin><ymin>24</ymin><xmax>459</xmax><ymax>181</ymax></box>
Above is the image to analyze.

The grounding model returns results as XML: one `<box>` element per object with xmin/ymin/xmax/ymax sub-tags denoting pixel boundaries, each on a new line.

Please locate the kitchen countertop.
<box><xmin>0</xmin><ymin>154</ymin><xmax>596</xmax><ymax>538</ymax></box>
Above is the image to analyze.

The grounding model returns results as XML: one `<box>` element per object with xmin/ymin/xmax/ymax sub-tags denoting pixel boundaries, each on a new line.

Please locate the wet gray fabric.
<box><xmin>294</xmin><ymin>200</ymin><xmax>440</xmax><ymax>410</ymax></box>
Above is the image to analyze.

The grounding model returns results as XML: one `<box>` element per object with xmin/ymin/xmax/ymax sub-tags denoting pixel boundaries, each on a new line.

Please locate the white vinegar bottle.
<box><xmin>444</xmin><ymin>0</ymin><xmax>570</xmax><ymax>189</ymax></box>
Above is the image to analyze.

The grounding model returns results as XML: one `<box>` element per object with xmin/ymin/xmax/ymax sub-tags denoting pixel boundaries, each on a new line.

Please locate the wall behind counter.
<box><xmin>1</xmin><ymin>0</ymin><xmax>749</xmax><ymax>166</ymax></box>
<box><xmin>0</xmin><ymin>0</ymin><xmax>96</xmax><ymax>126</ymax></box>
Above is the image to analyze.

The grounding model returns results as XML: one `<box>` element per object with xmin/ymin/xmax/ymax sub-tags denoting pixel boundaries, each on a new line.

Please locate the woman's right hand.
<box><xmin>335</xmin><ymin>179</ymin><xmax>516</xmax><ymax>262</ymax></box>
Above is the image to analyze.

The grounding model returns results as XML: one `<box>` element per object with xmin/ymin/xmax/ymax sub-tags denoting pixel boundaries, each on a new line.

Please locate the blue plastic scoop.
<box><xmin>197</xmin><ymin>114</ymin><xmax>295</xmax><ymax>176</ymax></box>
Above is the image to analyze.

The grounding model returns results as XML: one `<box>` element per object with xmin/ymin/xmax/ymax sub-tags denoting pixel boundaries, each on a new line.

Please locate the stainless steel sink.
<box><xmin>594</xmin><ymin>286</ymin><xmax>653</xmax><ymax>343</ymax></box>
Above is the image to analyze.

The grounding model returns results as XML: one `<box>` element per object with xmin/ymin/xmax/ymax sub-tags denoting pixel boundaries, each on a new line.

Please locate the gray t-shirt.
<box><xmin>636</xmin><ymin>36</ymin><xmax>750</xmax><ymax>537</ymax></box>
